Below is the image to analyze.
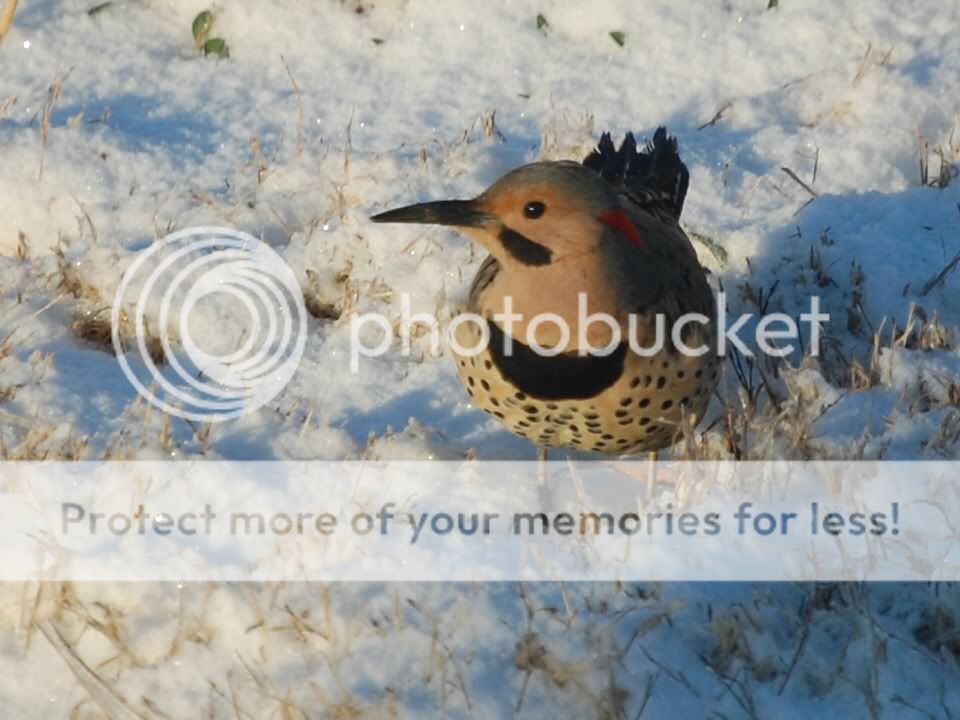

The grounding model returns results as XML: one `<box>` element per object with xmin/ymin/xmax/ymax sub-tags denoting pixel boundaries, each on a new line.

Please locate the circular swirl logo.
<box><xmin>111</xmin><ymin>227</ymin><xmax>307</xmax><ymax>422</ymax></box>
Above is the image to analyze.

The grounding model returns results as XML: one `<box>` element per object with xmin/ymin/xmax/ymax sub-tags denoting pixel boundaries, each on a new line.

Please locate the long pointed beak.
<box><xmin>370</xmin><ymin>199</ymin><xmax>493</xmax><ymax>228</ymax></box>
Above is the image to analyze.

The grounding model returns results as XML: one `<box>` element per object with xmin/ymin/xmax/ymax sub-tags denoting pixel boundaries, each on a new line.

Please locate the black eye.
<box><xmin>523</xmin><ymin>201</ymin><xmax>546</xmax><ymax>219</ymax></box>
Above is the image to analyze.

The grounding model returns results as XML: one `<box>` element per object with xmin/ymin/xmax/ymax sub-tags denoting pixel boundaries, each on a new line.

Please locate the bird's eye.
<box><xmin>523</xmin><ymin>201</ymin><xmax>546</xmax><ymax>219</ymax></box>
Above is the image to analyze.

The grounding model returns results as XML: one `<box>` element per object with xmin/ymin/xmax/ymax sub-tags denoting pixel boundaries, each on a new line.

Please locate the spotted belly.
<box><xmin>451</xmin><ymin>318</ymin><xmax>719</xmax><ymax>454</ymax></box>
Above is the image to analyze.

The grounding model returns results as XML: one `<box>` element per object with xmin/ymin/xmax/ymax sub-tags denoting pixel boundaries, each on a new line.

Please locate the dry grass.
<box><xmin>303</xmin><ymin>267</ymin><xmax>351</xmax><ymax>321</ymax></box>
<box><xmin>919</xmin><ymin>135</ymin><xmax>960</xmax><ymax>190</ymax></box>
<box><xmin>915</xmin><ymin>604</ymin><xmax>960</xmax><ymax>661</ymax></box>
<box><xmin>667</xmin><ymin>237</ymin><xmax>960</xmax><ymax>461</ymax></box>
<box><xmin>539</xmin><ymin>105</ymin><xmax>596</xmax><ymax>162</ymax></box>
<box><xmin>2</xmin><ymin>579</ymin><xmax>953</xmax><ymax>719</ymax></box>
<box><xmin>38</xmin><ymin>67</ymin><xmax>73</xmax><ymax>180</ymax></box>
<box><xmin>70</xmin><ymin>309</ymin><xmax>166</xmax><ymax>366</ymax></box>
<box><xmin>0</xmin><ymin>99</ymin><xmax>958</xmax><ymax>720</ymax></box>
<box><xmin>0</xmin><ymin>0</ymin><xmax>17</xmax><ymax>40</ymax></box>
<box><xmin>0</xmin><ymin>422</ymin><xmax>89</xmax><ymax>460</ymax></box>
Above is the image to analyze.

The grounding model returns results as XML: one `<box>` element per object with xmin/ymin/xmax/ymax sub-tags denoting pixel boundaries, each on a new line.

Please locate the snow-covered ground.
<box><xmin>2</xmin><ymin>0</ymin><xmax>960</xmax><ymax>716</ymax></box>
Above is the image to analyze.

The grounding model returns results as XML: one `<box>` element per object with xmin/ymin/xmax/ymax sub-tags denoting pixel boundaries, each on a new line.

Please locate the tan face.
<box><xmin>470</xmin><ymin>182</ymin><xmax>606</xmax><ymax>265</ymax></box>
<box><xmin>458</xmin><ymin>161</ymin><xmax>623</xmax><ymax>268</ymax></box>
<box><xmin>369</xmin><ymin>161</ymin><xmax>634</xmax><ymax>348</ymax></box>
<box><xmin>370</xmin><ymin>160</ymin><xmax>622</xmax><ymax>268</ymax></box>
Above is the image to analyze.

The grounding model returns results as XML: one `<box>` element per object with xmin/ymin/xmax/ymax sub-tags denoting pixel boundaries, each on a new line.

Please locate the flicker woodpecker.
<box><xmin>372</xmin><ymin>128</ymin><xmax>718</xmax><ymax>455</ymax></box>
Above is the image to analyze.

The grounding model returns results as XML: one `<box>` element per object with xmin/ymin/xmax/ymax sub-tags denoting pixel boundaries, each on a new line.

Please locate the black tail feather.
<box><xmin>582</xmin><ymin>127</ymin><xmax>689</xmax><ymax>219</ymax></box>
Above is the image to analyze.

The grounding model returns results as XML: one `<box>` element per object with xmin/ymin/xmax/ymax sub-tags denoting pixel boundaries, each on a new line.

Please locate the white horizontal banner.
<box><xmin>0</xmin><ymin>461</ymin><xmax>955</xmax><ymax>581</ymax></box>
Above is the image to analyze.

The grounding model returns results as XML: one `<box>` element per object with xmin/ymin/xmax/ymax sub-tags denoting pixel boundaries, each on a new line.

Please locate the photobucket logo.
<box><xmin>350</xmin><ymin>292</ymin><xmax>829</xmax><ymax>371</ymax></box>
<box><xmin>111</xmin><ymin>227</ymin><xmax>307</xmax><ymax>422</ymax></box>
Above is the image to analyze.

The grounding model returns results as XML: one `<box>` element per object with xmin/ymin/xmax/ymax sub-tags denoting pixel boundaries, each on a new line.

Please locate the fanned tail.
<box><xmin>582</xmin><ymin>127</ymin><xmax>690</xmax><ymax>219</ymax></box>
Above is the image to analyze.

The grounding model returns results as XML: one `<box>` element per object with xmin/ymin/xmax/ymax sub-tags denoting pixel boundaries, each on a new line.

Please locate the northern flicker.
<box><xmin>372</xmin><ymin>128</ymin><xmax>718</xmax><ymax>455</ymax></box>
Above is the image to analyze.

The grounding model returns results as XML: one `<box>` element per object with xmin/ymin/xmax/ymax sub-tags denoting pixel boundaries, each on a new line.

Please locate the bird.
<box><xmin>371</xmin><ymin>128</ymin><xmax>718</xmax><ymax>457</ymax></box>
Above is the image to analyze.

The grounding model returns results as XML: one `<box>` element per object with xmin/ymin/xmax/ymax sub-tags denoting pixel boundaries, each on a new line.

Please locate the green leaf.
<box><xmin>767</xmin><ymin>0</ymin><xmax>779</xmax><ymax>8</ymax></box>
<box><xmin>609</xmin><ymin>31</ymin><xmax>626</xmax><ymax>47</ymax></box>
<box><xmin>192</xmin><ymin>10</ymin><xmax>214</xmax><ymax>47</ymax></box>
<box><xmin>202</xmin><ymin>37</ymin><xmax>229</xmax><ymax>58</ymax></box>
<box><xmin>536</xmin><ymin>14</ymin><xmax>549</xmax><ymax>33</ymax></box>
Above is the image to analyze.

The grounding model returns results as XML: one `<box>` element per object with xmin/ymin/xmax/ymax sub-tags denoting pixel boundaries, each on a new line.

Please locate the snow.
<box><xmin>2</xmin><ymin>0</ymin><xmax>960</xmax><ymax>716</ymax></box>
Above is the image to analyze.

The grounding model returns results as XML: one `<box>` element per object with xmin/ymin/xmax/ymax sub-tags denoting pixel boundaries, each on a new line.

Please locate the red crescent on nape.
<box><xmin>598</xmin><ymin>210</ymin><xmax>647</xmax><ymax>251</ymax></box>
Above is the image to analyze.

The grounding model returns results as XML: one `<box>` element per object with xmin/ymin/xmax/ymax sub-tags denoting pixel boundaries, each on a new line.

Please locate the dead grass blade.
<box><xmin>36</xmin><ymin>620</ymin><xmax>147</xmax><ymax>719</ymax></box>
<box><xmin>281</xmin><ymin>54</ymin><xmax>304</xmax><ymax>160</ymax></box>
<box><xmin>0</xmin><ymin>0</ymin><xmax>17</xmax><ymax>39</ymax></box>
<box><xmin>920</xmin><ymin>249</ymin><xmax>960</xmax><ymax>297</ymax></box>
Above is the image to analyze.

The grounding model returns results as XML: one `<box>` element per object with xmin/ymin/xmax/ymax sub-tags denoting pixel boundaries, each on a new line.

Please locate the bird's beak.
<box><xmin>370</xmin><ymin>199</ymin><xmax>493</xmax><ymax>228</ymax></box>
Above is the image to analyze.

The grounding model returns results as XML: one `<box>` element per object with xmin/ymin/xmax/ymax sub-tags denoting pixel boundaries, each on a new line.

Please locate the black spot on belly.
<box><xmin>486</xmin><ymin>320</ymin><xmax>627</xmax><ymax>401</ymax></box>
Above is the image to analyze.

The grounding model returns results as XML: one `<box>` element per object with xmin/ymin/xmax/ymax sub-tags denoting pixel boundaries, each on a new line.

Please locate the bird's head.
<box><xmin>371</xmin><ymin>161</ymin><xmax>643</xmax><ymax>269</ymax></box>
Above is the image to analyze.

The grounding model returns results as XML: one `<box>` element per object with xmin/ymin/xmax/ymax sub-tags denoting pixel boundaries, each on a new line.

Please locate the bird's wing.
<box><xmin>466</xmin><ymin>254</ymin><xmax>501</xmax><ymax>312</ymax></box>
